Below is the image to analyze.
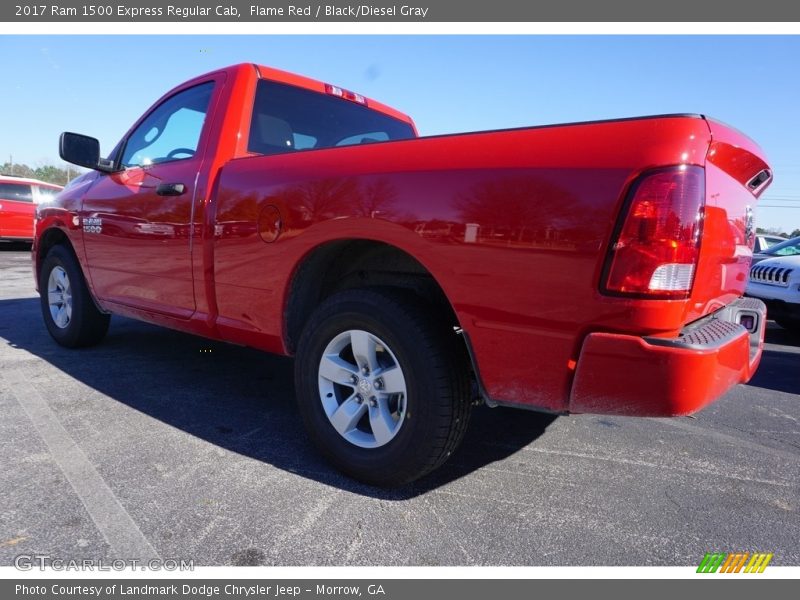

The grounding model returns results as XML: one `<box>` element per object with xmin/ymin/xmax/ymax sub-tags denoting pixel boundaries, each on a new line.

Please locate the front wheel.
<box><xmin>294</xmin><ymin>288</ymin><xmax>471</xmax><ymax>487</ymax></box>
<box><xmin>39</xmin><ymin>244</ymin><xmax>110</xmax><ymax>348</ymax></box>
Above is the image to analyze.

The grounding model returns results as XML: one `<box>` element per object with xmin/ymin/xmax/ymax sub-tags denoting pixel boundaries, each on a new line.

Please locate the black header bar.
<box><xmin>3</xmin><ymin>0</ymin><xmax>800</xmax><ymax>22</ymax></box>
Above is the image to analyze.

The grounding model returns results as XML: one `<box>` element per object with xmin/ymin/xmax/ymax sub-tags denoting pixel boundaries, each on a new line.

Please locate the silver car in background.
<box><xmin>751</xmin><ymin>235</ymin><xmax>800</xmax><ymax>265</ymax></box>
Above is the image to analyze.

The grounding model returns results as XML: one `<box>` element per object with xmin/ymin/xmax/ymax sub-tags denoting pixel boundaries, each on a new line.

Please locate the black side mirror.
<box><xmin>59</xmin><ymin>132</ymin><xmax>114</xmax><ymax>172</ymax></box>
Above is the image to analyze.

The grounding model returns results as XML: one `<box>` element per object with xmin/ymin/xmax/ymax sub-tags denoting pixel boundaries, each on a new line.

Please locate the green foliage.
<box><xmin>757</xmin><ymin>226</ymin><xmax>796</xmax><ymax>237</ymax></box>
<box><xmin>0</xmin><ymin>161</ymin><xmax>78</xmax><ymax>185</ymax></box>
<box><xmin>1</xmin><ymin>162</ymin><xmax>35</xmax><ymax>179</ymax></box>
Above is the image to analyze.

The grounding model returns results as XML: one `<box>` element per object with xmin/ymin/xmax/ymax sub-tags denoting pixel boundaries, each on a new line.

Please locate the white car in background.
<box><xmin>751</xmin><ymin>235</ymin><xmax>800</xmax><ymax>265</ymax></box>
<box><xmin>747</xmin><ymin>255</ymin><xmax>800</xmax><ymax>333</ymax></box>
<box><xmin>754</xmin><ymin>234</ymin><xmax>787</xmax><ymax>254</ymax></box>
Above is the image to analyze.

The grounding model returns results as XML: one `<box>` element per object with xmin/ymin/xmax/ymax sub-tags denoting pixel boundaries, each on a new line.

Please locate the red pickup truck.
<box><xmin>35</xmin><ymin>63</ymin><xmax>771</xmax><ymax>485</ymax></box>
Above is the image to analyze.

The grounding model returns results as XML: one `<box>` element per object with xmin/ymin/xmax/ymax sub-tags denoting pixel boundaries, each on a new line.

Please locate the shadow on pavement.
<box><xmin>746</xmin><ymin>323</ymin><xmax>800</xmax><ymax>395</ymax></box>
<box><xmin>0</xmin><ymin>296</ymin><xmax>556</xmax><ymax>499</ymax></box>
<box><xmin>0</xmin><ymin>241</ymin><xmax>32</xmax><ymax>251</ymax></box>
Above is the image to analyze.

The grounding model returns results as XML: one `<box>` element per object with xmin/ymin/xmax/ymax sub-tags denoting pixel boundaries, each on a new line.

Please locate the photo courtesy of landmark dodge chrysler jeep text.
<box><xmin>35</xmin><ymin>64</ymin><xmax>771</xmax><ymax>485</ymax></box>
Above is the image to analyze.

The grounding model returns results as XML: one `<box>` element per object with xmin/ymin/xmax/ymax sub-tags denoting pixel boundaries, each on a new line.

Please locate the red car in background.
<box><xmin>0</xmin><ymin>176</ymin><xmax>63</xmax><ymax>242</ymax></box>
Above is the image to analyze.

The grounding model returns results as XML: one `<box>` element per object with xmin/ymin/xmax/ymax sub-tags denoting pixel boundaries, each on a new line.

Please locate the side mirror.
<box><xmin>59</xmin><ymin>132</ymin><xmax>115</xmax><ymax>172</ymax></box>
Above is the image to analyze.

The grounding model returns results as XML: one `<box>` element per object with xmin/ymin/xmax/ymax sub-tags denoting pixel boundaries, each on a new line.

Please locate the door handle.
<box><xmin>156</xmin><ymin>183</ymin><xmax>186</xmax><ymax>196</ymax></box>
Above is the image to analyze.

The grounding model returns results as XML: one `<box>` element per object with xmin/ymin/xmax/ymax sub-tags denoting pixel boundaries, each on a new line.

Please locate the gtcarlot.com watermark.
<box><xmin>14</xmin><ymin>554</ymin><xmax>194</xmax><ymax>571</ymax></box>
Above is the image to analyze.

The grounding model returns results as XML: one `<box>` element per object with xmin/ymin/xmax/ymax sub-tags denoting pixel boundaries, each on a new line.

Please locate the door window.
<box><xmin>121</xmin><ymin>82</ymin><xmax>214</xmax><ymax>168</ymax></box>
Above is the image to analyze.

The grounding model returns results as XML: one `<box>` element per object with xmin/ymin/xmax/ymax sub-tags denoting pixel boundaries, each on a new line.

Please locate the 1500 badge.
<box><xmin>83</xmin><ymin>217</ymin><xmax>102</xmax><ymax>234</ymax></box>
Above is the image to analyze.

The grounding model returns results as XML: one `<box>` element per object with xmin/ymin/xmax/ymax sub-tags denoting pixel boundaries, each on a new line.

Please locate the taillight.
<box><xmin>603</xmin><ymin>165</ymin><xmax>705</xmax><ymax>299</ymax></box>
<box><xmin>325</xmin><ymin>84</ymin><xmax>368</xmax><ymax>106</ymax></box>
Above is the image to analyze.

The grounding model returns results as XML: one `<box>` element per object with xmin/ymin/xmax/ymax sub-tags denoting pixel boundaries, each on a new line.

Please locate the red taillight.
<box><xmin>603</xmin><ymin>166</ymin><xmax>705</xmax><ymax>299</ymax></box>
<box><xmin>325</xmin><ymin>84</ymin><xmax>368</xmax><ymax>106</ymax></box>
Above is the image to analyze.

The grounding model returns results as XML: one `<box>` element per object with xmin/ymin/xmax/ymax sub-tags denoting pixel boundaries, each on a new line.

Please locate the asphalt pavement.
<box><xmin>1</xmin><ymin>245</ymin><xmax>798</xmax><ymax>566</ymax></box>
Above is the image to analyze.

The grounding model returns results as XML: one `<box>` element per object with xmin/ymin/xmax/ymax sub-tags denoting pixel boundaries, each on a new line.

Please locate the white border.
<box><xmin>1</xmin><ymin>18</ymin><xmax>798</xmax><ymax>580</ymax></box>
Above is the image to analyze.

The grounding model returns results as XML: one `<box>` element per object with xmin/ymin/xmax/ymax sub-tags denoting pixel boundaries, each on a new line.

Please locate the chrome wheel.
<box><xmin>296</xmin><ymin>288</ymin><xmax>473</xmax><ymax>485</ymax></box>
<box><xmin>47</xmin><ymin>266</ymin><xmax>72</xmax><ymax>329</ymax></box>
<box><xmin>318</xmin><ymin>329</ymin><xmax>407</xmax><ymax>449</ymax></box>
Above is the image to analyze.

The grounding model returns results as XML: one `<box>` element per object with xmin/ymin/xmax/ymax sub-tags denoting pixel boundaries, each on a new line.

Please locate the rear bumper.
<box><xmin>569</xmin><ymin>297</ymin><xmax>766</xmax><ymax>417</ymax></box>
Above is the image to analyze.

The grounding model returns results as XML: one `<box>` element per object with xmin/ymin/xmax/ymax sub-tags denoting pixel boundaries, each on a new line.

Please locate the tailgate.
<box><xmin>690</xmin><ymin>118</ymin><xmax>772</xmax><ymax>318</ymax></box>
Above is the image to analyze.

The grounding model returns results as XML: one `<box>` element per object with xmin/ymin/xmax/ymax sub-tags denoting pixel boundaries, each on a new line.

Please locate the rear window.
<box><xmin>248</xmin><ymin>80</ymin><xmax>414</xmax><ymax>156</ymax></box>
<box><xmin>0</xmin><ymin>182</ymin><xmax>33</xmax><ymax>202</ymax></box>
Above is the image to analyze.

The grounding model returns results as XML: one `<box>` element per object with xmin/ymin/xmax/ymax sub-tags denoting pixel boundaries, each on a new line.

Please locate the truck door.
<box><xmin>80</xmin><ymin>81</ymin><xmax>216</xmax><ymax>318</ymax></box>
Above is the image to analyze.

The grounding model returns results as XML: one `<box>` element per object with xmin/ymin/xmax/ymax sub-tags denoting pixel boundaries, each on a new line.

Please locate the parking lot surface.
<box><xmin>1</xmin><ymin>246</ymin><xmax>798</xmax><ymax>566</ymax></box>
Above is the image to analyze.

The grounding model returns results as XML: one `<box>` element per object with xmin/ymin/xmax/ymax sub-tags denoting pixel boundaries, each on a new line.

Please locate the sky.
<box><xmin>1</xmin><ymin>35</ymin><xmax>799</xmax><ymax>231</ymax></box>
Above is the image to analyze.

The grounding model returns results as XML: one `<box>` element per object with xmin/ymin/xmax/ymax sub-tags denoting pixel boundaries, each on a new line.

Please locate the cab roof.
<box><xmin>185</xmin><ymin>63</ymin><xmax>415</xmax><ymax>128</ymax></box>
<box><xmin>0</xmin><ymin>174</ymin><xmax>63</xmax><ymax>189</ymax></box>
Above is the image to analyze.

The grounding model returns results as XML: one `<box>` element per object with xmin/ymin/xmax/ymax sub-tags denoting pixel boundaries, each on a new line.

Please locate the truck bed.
<box><xmin>210</xmin><ymin>114</ymin><xmax>768</xmax><ymax>411</ymax></box>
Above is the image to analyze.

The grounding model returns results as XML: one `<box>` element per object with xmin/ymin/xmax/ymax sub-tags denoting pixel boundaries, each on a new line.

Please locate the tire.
<box><xmin>774</xmin><ymin>317</ymin><xmax>800</xmax><ymax>334</ymax></box>
<box><xmin>39</xmin><ymin>244</ymin><xmax>110</xmax><ymax>348</ymax></box>
<box><xmin>294</xmin><ymin>288</ymin><xmax>471</xmax><ymax>487</ymax></box>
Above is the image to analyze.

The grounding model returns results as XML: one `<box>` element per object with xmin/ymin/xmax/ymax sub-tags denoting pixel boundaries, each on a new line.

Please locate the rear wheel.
<box><xmin>294</xmin><ymin>288</ymin><xmax>471</xmax><ymax>486</ymax></box>
<box><xmin>39</xmin><ymin>244</ymin><xmax>110</xmax><ymax>347</ymax></box>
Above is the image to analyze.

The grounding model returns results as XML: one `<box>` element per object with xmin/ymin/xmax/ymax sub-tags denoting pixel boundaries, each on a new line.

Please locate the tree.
<box><xmin>756</xmin><ymin>226</ymin><xmax>789</xmax><ymax>237</ymax></box>
<box><xmin>1</xmin><ymin>162</ymin><xmax>35</xmax><ymax>179</ymax></box>
<box><xmin>34</xmin><ymin>165</ymin><xmax>70</xmax><ymax>185</ymax></box>
<box><xmin>0</xmin><ymin>161</ymin><xmax>79</xmax><ymax>185</ymax></box>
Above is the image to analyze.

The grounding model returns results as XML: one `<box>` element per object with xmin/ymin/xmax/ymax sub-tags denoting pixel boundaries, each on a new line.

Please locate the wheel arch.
<box><xmin>35</xmin><ymin>227</ymin><xmax>76</xmax><ymax>283</ymax></box>
<box><xmin>36</xmin><ymin>225</ymin><xmax>106</xmax><ymax>314</ymax></box>
<box><xmin>283</xmin><ymin>238</ymin><xmax>463</xmax><ymax>355</ymax></box>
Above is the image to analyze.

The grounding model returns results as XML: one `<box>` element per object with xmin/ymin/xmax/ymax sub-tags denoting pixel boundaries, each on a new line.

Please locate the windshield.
<box><xmin>764</xmin><ymin>235</ymin><xmax>800</xmax><ymax>257</ymax></box>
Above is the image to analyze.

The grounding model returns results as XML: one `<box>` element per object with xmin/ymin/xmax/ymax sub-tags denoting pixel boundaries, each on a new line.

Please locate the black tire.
<box><xmin>39</xmin><ymin>244</ymin><xmax>110</xmax><ymax>348</ymax></box>
<box><xmin>294</xmin><ymin>288</ymin><xmax>471</xmax><ymax>487</ymax></box>
<box><xmin>774</xmin><ymin>317</ymin><xmax>800</xmax><ymax>334</ymax></box>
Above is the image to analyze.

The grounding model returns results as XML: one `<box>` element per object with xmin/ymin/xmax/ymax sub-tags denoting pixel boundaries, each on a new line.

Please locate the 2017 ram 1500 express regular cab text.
<box><xmin>36</xmin><ymin>63</ymin><xmax>771</xmax><ymax>485</ymax></box>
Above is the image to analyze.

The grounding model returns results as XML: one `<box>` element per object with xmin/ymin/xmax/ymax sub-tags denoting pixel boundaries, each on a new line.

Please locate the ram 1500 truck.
<box><xmin>35</xmin><ymin>63</ymin><xmax>771</xmax><ymax>485</ymax></box>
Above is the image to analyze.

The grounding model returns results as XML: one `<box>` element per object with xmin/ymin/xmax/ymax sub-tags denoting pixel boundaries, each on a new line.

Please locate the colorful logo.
<box><xmin>697</xmin><ymin>552</ymin><xmax>773</xmax><ymax>573</ymax></box>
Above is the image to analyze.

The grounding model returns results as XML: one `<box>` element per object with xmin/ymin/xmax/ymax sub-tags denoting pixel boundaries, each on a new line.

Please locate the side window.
<box><xmin>0</xmin><ymin>183</ymin><xmax>33</xmax><ymax>203</ymax></box>
<box><xmin>121</xmin><ymin>82</ymin><xmax>214</xmax><ymax>168</ymax></box>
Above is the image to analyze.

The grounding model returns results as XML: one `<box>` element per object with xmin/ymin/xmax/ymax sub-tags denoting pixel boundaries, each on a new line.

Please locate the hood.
<box><xmin>752</xmin><ymin>255</ymin><xmax>800</xmax><ymax>270</ymax></box>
